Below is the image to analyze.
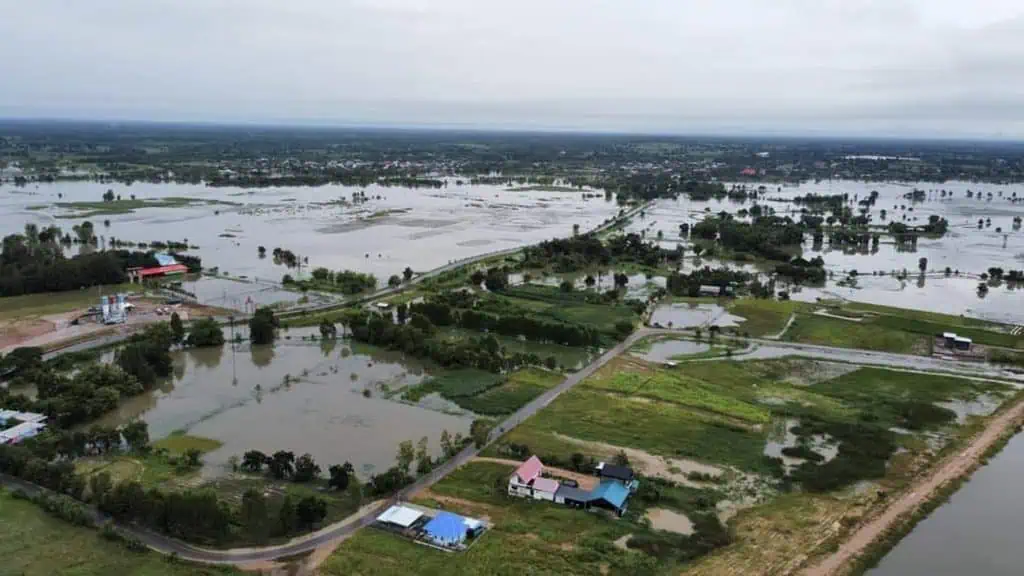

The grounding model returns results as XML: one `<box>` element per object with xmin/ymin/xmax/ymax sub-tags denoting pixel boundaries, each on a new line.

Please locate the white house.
<box><xmin>507</xmin><ymin>455</ymin><xmax>559</xmax><ymax>501</ymax></box>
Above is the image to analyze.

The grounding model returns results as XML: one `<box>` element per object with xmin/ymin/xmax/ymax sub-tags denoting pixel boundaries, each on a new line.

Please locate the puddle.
<box><xmin>936</xmin><ymin>393</ymin><xmax>1004</xmax><ymax>424</ymax></box>
<box><xmin>649</xmin><ymin>303</ymin><xmax>747</xmax><ymax>329</ymax></box>
<box><xmin>763</xmin><ymin>418</ymin><xmax>838</xmax><ymax>473</ymax></box>
<box><xmin>632</xmin><ymin>338</ymin><xmax>711</xmax><ymax>362</ymax></box>
<box><xmin>645</xmin><ymin>508</ymin><xmax>694</xmax><ymax>535</ymax></box>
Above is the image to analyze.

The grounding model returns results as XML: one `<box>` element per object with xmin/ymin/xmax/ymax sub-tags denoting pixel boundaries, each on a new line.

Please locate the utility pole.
<box><xmin>229</xmin><ymin>315</ymin><xmax>237</xmax><ymax>386</ymax></box>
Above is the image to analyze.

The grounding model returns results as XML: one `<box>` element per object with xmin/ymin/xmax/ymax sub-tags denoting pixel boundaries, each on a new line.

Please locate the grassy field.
<box><xmin>783</xmin><ymin>313</ymin><xmax>928</xmax><ymax>353</ymax></box>
<box><xmin>726</xmin><ymin>299</ymin><xmax>809</xmax><ymax>337</ymax></box>
<box><xmin>323</xmin><ymin>462</ymin><xmax>660</xmax><ymax>576</ymax></box>
<box><xmin>402</xmin><ymin>369</ymin><xmax>505</xmax><ymax>403</ymax></box>
<box><xmin>404</xmin><ymin>368</ymin><xmax>562</xmax><ymax>416</ymax></box>
<box><xmin>0</xmin><ymin>284</ymin><xmax>143</xmax><ymax>321</ymax></box>
<box><xmin>456</xmin><ymin>368</ymin><xmax>562</xmax><ymax>416</ymax></box>
<box><xmin>152</xmin><ymin>433</ymin><xmax>224</xmax><ymax>455</ymax></box>
<box><xmin>51</xmin><ymin>197</ymin><xmax>240</xmax><ymax>218</ymax></box>
<box><xmin>336</xmin><ymin>353</ymin><xmax>1019</xmax><ymax>576</ymax></box>
<box><xmin>437</xmin><ymin>327</ymin><xmax>594</xmax><ymax>369</ymax></box>
<box><xmin>0</xmin><ymin>489</ymin><xmax>238</xmax><ymax>576</ymax></box>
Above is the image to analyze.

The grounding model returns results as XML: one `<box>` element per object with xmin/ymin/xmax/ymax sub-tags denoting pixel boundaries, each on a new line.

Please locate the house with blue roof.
<box><xmin>587</xmin><ymin>479</ymin><xmax>631</xmax><ymax>516</ymax></box>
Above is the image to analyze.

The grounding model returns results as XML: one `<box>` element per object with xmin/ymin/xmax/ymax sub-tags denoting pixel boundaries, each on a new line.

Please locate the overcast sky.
<box><xmin>2</xmin><ymin>0</ymin><xmax>1024</xmax><ymax>138</ymax></box>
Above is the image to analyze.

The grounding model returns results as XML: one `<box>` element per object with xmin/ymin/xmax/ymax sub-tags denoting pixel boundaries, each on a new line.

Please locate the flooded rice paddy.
<box><xmin>90</xmin><ymin>328</ymin><xmax>474</xmax><ymax>477</ymax></box>
<box><xmin>632</xmin><ymin>338</ymin><xmax>712</xmax><ymax>363</ymax></box>
<box><xmin>868</xmin><ymin>431</ymin><xmax>1024</xmax><ymax>576</ymax></box>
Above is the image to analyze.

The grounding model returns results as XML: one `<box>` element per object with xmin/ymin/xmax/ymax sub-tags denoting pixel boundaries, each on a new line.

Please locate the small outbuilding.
<box><xmin>954</xmin><ymin>336</ymin><xmax>972</xmax><ymax>351</ymax></box>
<box><xmin>377</xmin><ymin>505</ymin><xmax>424</xmax><ymax>529</ymax></box>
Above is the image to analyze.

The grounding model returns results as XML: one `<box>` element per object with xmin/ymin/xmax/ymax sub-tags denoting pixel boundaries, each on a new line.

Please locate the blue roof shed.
<box><xmin>589</xmin><ymin>480</ymin><xmax>630</xmax><ymax>512</ymax></box>
<box><xmin>423</xmin><ymin>511</ymin><xmax>468</xmax><ymax>545</ymax></box>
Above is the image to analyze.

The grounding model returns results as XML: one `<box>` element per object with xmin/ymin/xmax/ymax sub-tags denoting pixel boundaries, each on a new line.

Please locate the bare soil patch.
<box><xmin>551</xmin><ymin>433</ymin><xmax>724</xmax><ymax>486</ymax></box>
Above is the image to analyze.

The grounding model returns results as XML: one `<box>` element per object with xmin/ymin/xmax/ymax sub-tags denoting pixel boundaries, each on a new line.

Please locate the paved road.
<box><xmin>640</xmin><ymin>328</ymin><xmax>1024</xmax><ymax>383</ymax></box>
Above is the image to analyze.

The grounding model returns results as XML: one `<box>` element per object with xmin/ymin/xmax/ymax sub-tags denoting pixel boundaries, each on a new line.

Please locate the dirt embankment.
<box><xmin>801</xmin><ymin>395</ymin><xmax>1024</xmax><ymax>576</ymax></box>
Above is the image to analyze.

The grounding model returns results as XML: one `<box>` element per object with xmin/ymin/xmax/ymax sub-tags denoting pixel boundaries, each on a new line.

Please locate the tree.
<box><xmin>277</xmin><ymin>495</ymin><xmax>297</xmax><ymax>536</ymax></box>
<box><xmin>415</xmin><ymin>436</ymin><xmax>431</xmax><ymax>475</ymax></box>
<box><xmin>121</xmin><ymin>421</ymin><xmax>150</xmax><ymax>452</ymax></box>
<box><xmin>293</xmin><ymin>453</ymin><xmax>321</xmax><ymax>483</ymax></box>
<box><xmin>388</xmin><ymin>274</ymin><xmax>402</xmax><ymax>288</ymax></box>
<box><xmin>439</xmin><ymin>430</ymin><xmax>454</xmax><ymax>459</ymax></box>
<box><xmin>328</xmin><ymin>464</ymin><xmax>350</xmax><ymax>491</ymax></box>
<box><xmin>470</xmin><ymin>270</ymin><xmax>485</xmax><ymax>287</ymax></box>
<box><xmin>396</xmin><ymin>440</ymin><xmax>415</xmax><ymax>475</ymax></box>
<box><xmin>918</xmin><ymin>257</ymin><xmax>928</xmax><ymax>274</ymax></box>
<box><xmin>103</xmin><ymin>189</ymin><xmax>115</xmax><ymax>202</ymax></box>
<box><xmin>544</xmin><ymin>356</ymin><xmax>557</xmax><ymax>370</ymax></box>
<box><xmin>169</xmin><ymin>312</ymin><xmax>185</xmax><ymax>344</ymax></box>
<box><xmin>241</xmin><ymin>489</ymin><xmax>270</xmax><ymax>543</ymax></box>
<box><xmin>319</xmin><ymin>319</ymin><xmax>337</xmax><ymax>339</ymax></box>
<box><xmin>559</xmin><ymin>280</ymin><xmax>574</xmax><ymax>293</ymax></box>
<box><xmin>88</xmin><ymin>471</ymin><xmax>113</xmax><ymax>503</ymax></box>
<box><xmin>186</xmin><ymin>317</ymin><xmax>225</xmax><ymax>347</ymax></box>
<box><xmin>470</xmin><ymin>419</ymin><xmax>491</xmax><ymax>449</ymax></box>
<box><xmin>184</xmin><ymin>448</ymin><xmax>202</xmax><ymax>468</ymax></box>
<box><xmin>403</xmin><ymin>266</ymin><xmax>414</xmax><ymax>282</ymax></box>
<box><xmin>249</xmin><ymin>307</ymin><xmax>278</xmax><ymax>345</ymax></box>
<box><xmin>268</xmin><ymin>451</ymin><xmax>295</xmax><ymax>479</ymax></box>
<box><xmin>396</xmin><ymin>303</ymin><xmax>408</xmax><ymax>325</ymax></box>
<box><xmin>241</xmin><ymin>450</ymin><xmax>267</xmax><ymax>473</ymax></box>
<box><xmin>258</xmin><ymin>246</ymin><xmax>266</xmax><ymax>258</ymax></box>
<box><xmin>296</xmin><ymin>496</ymin><xmax>327</xmax><ymax>529</ymax></box>
<box><xmin>584</xmin><ymin>275</ymin><xmax>596</xmax><ymax>288</ymax></box>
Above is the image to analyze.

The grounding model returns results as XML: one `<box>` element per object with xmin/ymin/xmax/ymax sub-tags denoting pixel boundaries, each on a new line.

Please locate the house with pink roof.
<box><xmin>507</xmin><ymin>455</ymin><xmax>559</xmax><ymax>502</ymax></box>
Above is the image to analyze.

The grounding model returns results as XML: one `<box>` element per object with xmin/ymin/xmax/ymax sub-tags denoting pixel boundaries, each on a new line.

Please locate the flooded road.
<box><xmin>868</xmin><ymin>431</ymin><xmax>1024</xmax><ymax>576</ymax></box>
<box><xmin>90</xmin><ymin>331</ymin><xmax>473</xmax><ymax>477</ymax></box>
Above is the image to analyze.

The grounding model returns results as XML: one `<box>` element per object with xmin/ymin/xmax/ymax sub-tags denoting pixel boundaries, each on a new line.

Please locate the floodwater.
<box><xmin>632</xmin><ymin>338</ymin><xmax>711</xmax><ymax>362</ymax></box>
<box><xmin>763</xmin><ymin>418</ymin><xmax>838</xmax><ymax>472</ymax></box>
<box><xmin>649</xmin><ymin>303</ymin><xmax>746</xmax><ymax>328</ymax></box>
<box><xmin>868</xmin><ymin>431</ymin><xmax>1024</xmax><ymax>576</ymax></box>
<box><xmin>90</xmin><ymin>329</ymin><xmax>473</xmax><ymax>477</ymax></box>
<box><xmin>1</xmin><ymin>180</ymin><xmax>621</xmax><ymax>284</ymax></box>
<box><xmin>624</xmin><ymin>180</ymin><xmax>1024</xmax><ymax>322</ymax></box>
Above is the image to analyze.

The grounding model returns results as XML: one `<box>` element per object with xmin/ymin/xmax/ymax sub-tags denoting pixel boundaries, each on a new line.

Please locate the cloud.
<box><xmin>1</xmin><ymin>0</ymin><xmax>1023</xmax><ymax>138</ymax></box>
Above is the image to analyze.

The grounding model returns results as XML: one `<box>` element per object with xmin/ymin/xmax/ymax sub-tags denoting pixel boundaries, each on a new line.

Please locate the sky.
<box><xmin>2</xmin><ymin>0</ymin><xmax>1024</xmax><ymax>138</ymax></box>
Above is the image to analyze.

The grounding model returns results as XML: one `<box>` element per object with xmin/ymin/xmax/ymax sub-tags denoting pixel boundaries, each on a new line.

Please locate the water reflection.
<box><xmin>90</xmin><ymin>330</ymin><xmax>470</xmax><ymax>477</ymax></box>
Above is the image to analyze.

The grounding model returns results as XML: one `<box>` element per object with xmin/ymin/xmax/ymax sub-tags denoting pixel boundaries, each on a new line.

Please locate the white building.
<box><xmin>507</xmin><ymin>455</ymin><xmax>559</xmax><ymax>501</ymax></box>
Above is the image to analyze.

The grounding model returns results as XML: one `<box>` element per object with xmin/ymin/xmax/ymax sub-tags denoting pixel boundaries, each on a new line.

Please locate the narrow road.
<box><xmin>800</xmin><ymin>393</ymin><xmax>1024</xmax><ymax>576</ymax></box>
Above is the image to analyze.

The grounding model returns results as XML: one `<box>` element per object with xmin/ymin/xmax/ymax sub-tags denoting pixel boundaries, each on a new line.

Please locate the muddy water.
<box><xmin>2</xmin><ymin>180</ymin><xmax>620</xmax><ymax>284</ymax></box>
<box><xmin>645</xmin><ymin>508</ymin><xmax>694</xmax><ymax>535</ymax></box>
<box><xmin>633</xmin><ymin>338</ymin><xmax>711</xmax><ymax>362</ymax></box>
<box><xmin>91</xmin><ymin>331</ymin><xmax>473</xmax><ymax>477</ymax></box>
<box><xmin>868</xmin><ymin>432</ymin><xmax>1024</xmax><ymax>576</ymax></box>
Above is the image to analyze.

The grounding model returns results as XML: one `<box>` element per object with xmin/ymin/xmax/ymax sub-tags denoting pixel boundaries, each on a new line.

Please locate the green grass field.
<box><xmin>0</xmin><ymin>489</ymin><xmax>238</xmax><ymax>576</ymax></box>
<box><xmin>323</xmin><ymin>462</ymin><xmax>653</xmax><ymax>576</ymax></box>
<box><xmin>402</xmin><ymin>369</ymin><xmax>505</xmax><ymax>403</ymax></box>
<box><xmin>152</xmin><ymin>433</ymin><xmax>224</xmax><ymax>455</ymax></box>
<box><xmin>456</xmin><ymin>368</ymin><xmax>562</xmax><ymax>416</ymax></box>
<box><xmin>783</xmin><ymin>313</ymin><xmax>927</xmax><ymax>353</ymax></box>
<box><xmin>726</xmin><ymin>299</ymin><xmax>809</xmax><ymax>337</ymax></box>
<box><xmin>0</xmin><ymin>284</ymin><xmax>143</xmax><ymax>321</ymax></box>
<box><xmin>51</xmin><ymin>197</ymin><xmax>240</xmax><ymax>218</ymax></box>
<box><xmin>584</xmin><ymin>364</ymin><xmax>770</xmax><ymax>424</ymax></box>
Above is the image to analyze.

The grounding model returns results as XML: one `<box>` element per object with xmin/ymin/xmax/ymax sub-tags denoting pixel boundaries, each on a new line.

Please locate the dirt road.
<box><xmin>801</xmin><ymin>395</ymin><xmax>1024</xmax><ymax>576</ymax></box>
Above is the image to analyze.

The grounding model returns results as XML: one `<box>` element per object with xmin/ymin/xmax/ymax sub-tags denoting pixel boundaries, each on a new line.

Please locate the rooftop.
<box><xmin>590</xmin><ymin>479</ymin><xmax>630</xmax><ymax>509</ymax></box>
<box><xmin>533</xmin><ymin>477</ymin><xmax>560</xmax><ymax>493</ymax></box>
<box><xmin>514</xmin><ymin>455</ymin><xmax>543</xmax><ymax>483</ymax></box>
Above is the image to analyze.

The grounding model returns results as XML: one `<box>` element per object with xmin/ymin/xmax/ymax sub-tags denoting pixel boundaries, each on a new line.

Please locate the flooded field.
<box><xmin>631</xmin><ymin>338</ymin><xmax>711</xmax><ymax>362</ymax></box>
<box><xmin>868</xmin><ymin>432</ymin><xmax>1024</xmax><ymax>576</ymax></box>
<box><xmin>626</xmin><ymin>179</ymin><xmax>1024</xmax><ymax>322</ymax></box>
<box><xmin>1</xmin><ymin>180</ymin><xmax>621</xmax><ymax>283</ymax></box>
<box><xmin>90</xmin><ymin>329</ymin><xmax>474</xmax><ymax>477</ymax></box>
<box><xmin>649</xmin><ymin>302</ymin><xmax>746</xmax><ymax>328</ymax></box>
